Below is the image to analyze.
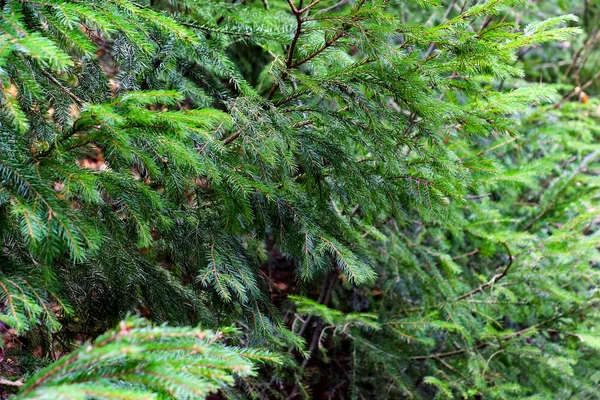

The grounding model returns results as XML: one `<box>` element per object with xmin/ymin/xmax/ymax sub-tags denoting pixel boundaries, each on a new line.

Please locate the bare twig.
<box><xmin>466</xmin><ymin>194</ymin><xmax>491</xmax><ymax>200</ymax></box>
<box><xmin>477</xmin><ymin>136</ymin><xmax>520</xmax><ymax>157</ymax></box>
<box><xmin>555</xmin><ymin>70</ymin><xmax>600</xmax><ymax>108</ymax></box>
<box><xmin>222</xmin><ymin>129</ymin><xmax>242</xmax><ymax>145</ymax></box>
<box><xmin>39</xmin><ymin>69</ymin><xmax>84</xmax><ymax>106</ymax></box>
<box><xmin>452</xmin><ymin>248</ymin><xmax>479</xmax><ymax>260</ymax></box>
<box><xmin>411</xmin><ymin>344</ymin><xmax>487</xmax><ymax>360</ymax></box>
<box><xmin>0</xmin><ymin>378</ymin><xmax>23</xmax><ymax>387</ymax></box>
<box><xmin>317</xmin><ymin>0</ymin><xmax>349</xmax><ymax>14</ymax></box>
<box><xmin>564</xmin><ymin>30</ymin><xmax>600</xmax><ymax>78</ymax></box>
<box><xmin>288</xmin><ymin>268</ymin><xmax>339</xmax><ymax>399</ymax></box>
<box><xmin>298</xmin><ymin>0</ymin><xmax>321</xmax><ymax>14</ymax></box>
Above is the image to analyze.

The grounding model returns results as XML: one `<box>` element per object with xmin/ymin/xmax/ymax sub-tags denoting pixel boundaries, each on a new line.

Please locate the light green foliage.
<box><xmin>15</xmin><ymin>317</ymin><xmax>280</xmax><ymax>399</ymax></box>
<box><xmin>340</xmin><ymin>99</ymin><xmax>600</xmax><ymax>399</ymax></box>
<box><xmin>290</xmin><ymin>295</ymin><xmax>380</xmax><ymax>331</ymax></box>
<box><xmin>0</xmin><ymin>0</ymin><xmax>598</xmax><ymax>398</ymax></box>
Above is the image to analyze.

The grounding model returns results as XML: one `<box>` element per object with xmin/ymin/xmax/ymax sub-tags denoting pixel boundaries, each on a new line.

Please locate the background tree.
<box><xmin>0</xmin><ymin>0</ymin><xmax>599</xmax><ymax>399</ymax></box>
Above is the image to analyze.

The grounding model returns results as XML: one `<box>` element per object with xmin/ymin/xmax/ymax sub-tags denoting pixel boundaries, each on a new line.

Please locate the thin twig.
<box><xmin>317</xmin><ymin>0</ymin><xmax>349</xmax><ymax>14</ymax></box>
<box><xmin>564</xmin><ymin>30</ymin><xmax>600</xmax><ymax>78</ymax></box>
<box><xmin>0</xmin><ymin>378</ymin><xmax>23</xmax><ymax>387</ymax></box>
<box><xmin>466</xmin><ymin>194</ymin><xmax>491</xmax><ymax>200</ymax></box>
<box><xmin>266</xmin><ymin>0</ymin><xmax>366</xmax><ymax>101</ymax></box>
<box><xmin>555</xmin><ymin>70</ymin><xmax>600</xmax><ymax>108</ymax></box>
<box><xmin>222</xmin><ymin>129</ymin><xmax>242</xmax><ymax>145</ymax></box>
<box><xmin>298</xmin><ymin>0</ymin><xmax>321</xmax><ymax>14</ymax></box>
<box><xmin>288</xmin><ymin>268</ymin><xmax>339</xmax><ymax>399</ymax></box>
<box><xmin>477</xmin><ymin>136</ymin><xmax>520</xmax><ymax>157</ymax></box>
<box><xmin>39</xmin><ymin>69</ymin><xmax>84</xmax><ymax>106</ymax></box>
<box><xmin>456</xmin><ymin>242</ymin><xmax>513</xmax><ymax>300</ymax></box>
<box><xmin>411</xmin><ymin>344</ymin><xmax>487</xmax><ymax>360</ymax></box>
<box><xmin>293</xmin><ymin>0</ymin><xmax>366</xmax><ymax>69</ymax></box>
<box><xmin>452</xmin><ymin>249</ymin><xmax>479</xmax><ymax>260</ymax></box>
<box><xmin>481</xmin><ymin>349</ymin><xmax>504</xmax><ymax>379</ymax></box>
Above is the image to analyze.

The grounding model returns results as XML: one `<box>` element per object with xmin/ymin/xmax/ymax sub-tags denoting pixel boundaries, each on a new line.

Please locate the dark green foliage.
<box><xmin>1</xmin><ymin>0</ymin><xmax>599</xmax><ymax>398</ymax></box>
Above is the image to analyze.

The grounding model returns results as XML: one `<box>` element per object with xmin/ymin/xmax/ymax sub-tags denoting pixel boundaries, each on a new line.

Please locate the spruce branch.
<box><xmin>266</xmin><ymin>0</ymin><xmax>366</xmax><ymax>99</ymax></box>
<box><xmin>1</xmin><ymin>0</ymin><xmax>598</xmax><ymax>397</ymax></box>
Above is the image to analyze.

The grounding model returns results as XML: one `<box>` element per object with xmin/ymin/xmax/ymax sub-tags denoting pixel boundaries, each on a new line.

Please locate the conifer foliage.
<box><xmin>14</xmin><ymin>318</ymin><xmax>279</xmax><ymax>399</ymax></box>
<box><xmin>0</xmin><ymin>0</ymin><xmax>599</xmax><ymax>398</ymax></box>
